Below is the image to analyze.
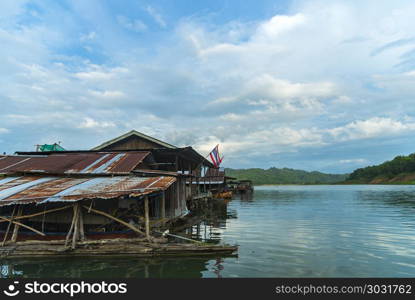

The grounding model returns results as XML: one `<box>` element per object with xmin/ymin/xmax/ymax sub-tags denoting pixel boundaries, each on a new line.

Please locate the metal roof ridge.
<box><xmin>91</xmin><ymin>130</ymin><xmax>177</xmax><ymax>150</ymax></box>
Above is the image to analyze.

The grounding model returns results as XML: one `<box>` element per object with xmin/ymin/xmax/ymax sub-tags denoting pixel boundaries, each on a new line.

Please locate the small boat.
<box><xmin>213</xmin><ymin>191</ymin><xmax>233</xmax><ymax>199</ymax></box>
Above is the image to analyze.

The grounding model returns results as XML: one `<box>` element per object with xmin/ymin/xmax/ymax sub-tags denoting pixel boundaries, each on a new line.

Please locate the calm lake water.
<box><xmin>2</xmin><ymin>185</ymin><xmax>415</xmax><ymax>278</ymax></box>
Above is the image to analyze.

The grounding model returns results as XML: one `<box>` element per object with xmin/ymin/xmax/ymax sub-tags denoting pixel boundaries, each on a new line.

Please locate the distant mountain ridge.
<box><xmin>346</xmin><ymin>153</ymin><xmax>415</xmax><ymax>184</ymax></box>
<box><xmin>225</xmin><ymin>167</ymin><xmax>347</xmax><ymax>185</ymax></box>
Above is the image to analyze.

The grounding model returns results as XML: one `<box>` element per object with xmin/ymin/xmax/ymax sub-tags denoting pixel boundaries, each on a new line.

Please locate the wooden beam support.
<box><xmin>65</xmin><ymin>204</ymin><xmax>77</xmax><ymax>246</ymax></box>
<box><xmin>11</xmin><ymin>206</ymin><xmax>23</xmax><ymax>242</ymax></box>
<box><xmin>144</xmin><ymin>195</ymin><xmax>150</xmax><ymax>240</ymax></box>
<box><xmin>72</xmin><ymin>203</ymin><xmax>80</xmax><ymax>249</ymax></box>
<box><xmin>0</xmin><ymin>216</ymin><xmax>45</xmax><ymax>238</ymax></box>
<box><xmin>2</xmin><ymin>206</ymin><xmax>16</xmax><ymax>246</ymax></box>
<box><xmin>79</xmin><ymin>207</ymin><xmax>85</xmax><ymax>241</ymax></box>
<box><xmin>0</xmin><ymin>205</ymin><xmax>71</xmax><ymax>223</ymax></box>
<box><xmin>161</xmin><ymin>191</ymin><xmax>166</xmax><ymax>219</ymax></box>
<box><xmin>176</xmin><ymin>180</ymin><xmax>180</xmax><ymax>213</ymax></box>
<box><xmin>81</xmin><ymin>205</ymin><xmax>145</xmax><ymax>236</ymax></box>
<box><xmin>189</xmin><ymin>164</ymin><xmax>193</xmax><ymax>197</ymax></box>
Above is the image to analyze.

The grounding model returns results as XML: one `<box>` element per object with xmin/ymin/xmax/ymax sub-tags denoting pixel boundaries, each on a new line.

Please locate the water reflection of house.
<box><xmin>0</xmin><ymin>130</ymin><xmax>237</xmax><ymax>257</ymax></box>
<box><xmin>0</xmin><ymin>257</ymin><xmax>215</xmax><ymax>278</ymax></box>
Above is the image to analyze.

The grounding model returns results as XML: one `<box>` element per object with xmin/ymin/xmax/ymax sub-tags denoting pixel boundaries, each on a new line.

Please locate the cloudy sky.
<box><xmin>1</xmin><ymin>0</ymin><xmax>415</xmax><ymax>173</ymax></box>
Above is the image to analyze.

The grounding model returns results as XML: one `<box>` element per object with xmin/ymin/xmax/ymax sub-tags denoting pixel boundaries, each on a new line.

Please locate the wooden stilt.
<box><xmin>161</xmin><ymin>192</ymin><xmax>165</xmax><ymax>219</ymax></box>
<box><xmin>65</xmin><ymin>204</ymin><xmax>78</xmax><ymax>246</ymax></box>
<box><xmin>79</xmin><ymin>207</ymin><xmax>85</xmax><ymax>241</ymax></box>
<box><xmin>176</xmin><ymin>180</ymin><xmax>180</xmax><ymax>214</ymax></box>
<box><xmin>2</xmin><ymin>206</ymin><xmax>16</xmax><ymax>246</ymax></box>
<box><xmin>41</xmin><ymin>206</ymin><xmax>46</xmax><ymax>233</ymax></box>
<box><xmin>184</xmin><ymin>176</ymin><xmax>187</xmax><ymax>202</ymax></box>
<box><xmin>189</xmin><ymin>164</ymin><xmax>193</xmax><ymax>197</ymax></box>
<box><xmin>144</xmin><ymin>195</ymin><xmax>150</xmax><ymax>240</ymax></box>
<box><xmin>170</xmin><ymin>186</ymin><xmax>174</xmax><ymax>217</ymax></box>
<box><xmin>11</xmin><ymin>206</ymin><xmax>23</xmax><ymax>243</ymax></box>
<box><xmin>72</xmin><ymin>203</ymin><xmax>80</xmax><ymax>249</ymax></box>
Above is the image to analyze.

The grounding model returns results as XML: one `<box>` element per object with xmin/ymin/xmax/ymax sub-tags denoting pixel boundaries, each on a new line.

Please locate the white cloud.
<box><xmin>339</xmin><ymin>159</ymin><xmax>367</xmax><ymax>164</ymax></box>
<box><xmin>78</xmin><ymin>117</ymin><xmax>116</xmax><ymax>129</ymax></box>
<box><xmin>245</xmin><ymin>74</ymin><xmax>335</xmax><ymax>100</ymax></box>
<box><xmin>80</xmin><ymin>31</ymin><xmax>97</xmax><ymax>42</ymax></box>
<box><xmin>2</xmin><ymin>0</ymin><xmax>415</xmax><ymax>171</ymax></box>
<box><xmin>146</xmin><ymin>6</ymin><xmax>166</xmax><ymax>28</ymax></box>
<box><xmin>74</xmin><ymin>66</ymin><xmax>128</xmax><ymax>81</ymax></box>
<box><xmin>116</xmin><ymin>15</ymin><xmax>147</xmax><ymax>32</ymax></box>
<box><xmin>88</xmin><ymin>90</ymin><xmax>125</xmax><ymax>99</ymax></box>
<box><xmin>328</xmin><ymin>117</ymin><xmax>415</xmax><ymax>141</ymax></box>
<box><xmin>256</xmin><ymin>14</ymin><xmax>306</xmax><ymax>39</ymax></box>
<box><xmin>332</xmin><ymin>96</ymin><xmax>353</xmax><ymax>105</ymax></box>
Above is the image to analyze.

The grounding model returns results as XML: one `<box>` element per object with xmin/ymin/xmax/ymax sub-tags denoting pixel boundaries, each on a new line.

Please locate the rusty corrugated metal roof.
<box><xmin>0</xmin><ymin>175</ymin><xmax>176</xmax><ymax>206</ymax></box>
<box><xmin>0</xmin><ymin>152</ymin><xmax>150</xmax><ymax>175</ymax></box>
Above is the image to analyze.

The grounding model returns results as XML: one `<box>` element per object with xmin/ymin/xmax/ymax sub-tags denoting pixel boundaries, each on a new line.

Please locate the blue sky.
<box><xmin>1</xmin><ymin>0</ymin><xmax>415</xmax><ymax>173</ymax></box>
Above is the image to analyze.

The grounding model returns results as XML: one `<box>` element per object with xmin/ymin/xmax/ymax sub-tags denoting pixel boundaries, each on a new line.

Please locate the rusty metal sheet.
<box><xmin>109</xmin><ymin>153</ymin><xmax>149</xmax><ymax>173</ymax></box>
<box><xmin>0</xmin><ymin>156</ymin><xmax>33</xmax><ymax>171</ymax></box>
<box><xmin>0</xmin><ymin>152</ymin><xmax>150</xmax><ymax>175</ymax></box>
<box><xmin>0</xmin><ymin>176</ymin><xmax>40</xmax><ymax>192</ymax></box>
<box><xmin>2</xmin><ymin>177</ymin><xmax>90</xmax><ymax>205</ymax></box>
<box><xmin>60</xmin><ymin>176</ymin><xmax>175</xmax><ymax>201</ymax></box>
<box><xmin>0</xmin><ymin>175</ymin><xmax>176</xmax><ymax>206</ymax></box>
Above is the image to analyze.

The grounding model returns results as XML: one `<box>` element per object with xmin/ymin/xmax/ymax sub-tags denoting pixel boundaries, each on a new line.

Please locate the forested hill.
<box><xmin>225</xmin><ymin>167</ymin><xmax>347</xmax><ymax>185</ymax></box>
<box><xmin>347</xmin><ymin>153</ymin><xmax>415</xmax><ymax>184</ymax></box>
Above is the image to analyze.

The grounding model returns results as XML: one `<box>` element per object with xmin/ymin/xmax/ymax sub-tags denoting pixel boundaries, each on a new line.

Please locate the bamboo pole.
<box><xmin>2</xmin><ymin>206</ymin><xmax>16</xmax><ymax>246</ymax></box>
<box><xmin>161</xmin><ymin>191</ymin><xmax>165</xmax><ymax>219</ymax></box>
<box><xmin>184</xmin><ymin>175</ymin><xmax>187</xmax><ymax>202</ymax></box>
<box><xmin>81</xmin><ymin>205</ymin><xmax>145</xmax><ymax>236</ymax></box>
<box><xmin>0</xmin><ymin>205</ymin><xmax>71</xmax><ymax>223</ymax></box>
<box><xmin>41</xmin><ymin>206</ymin><xmax>46</xmax><ymax>233</ymax></box>
<box><xmin>144</xmin><ymin>195</ymin><xmax>150</xmax><ymax>240</ymax></box>
<box><xmin>189</xmin><ymin>163</ymin><xmax>193</xmax><ymax>197</ymax></box>
<box><xmin>157</xmin><ymin>230</ymin><xmax>202</xmax><ymax>244</ymax></box>
<box><xmin>72</xmin><ymin>203</ymin><xmax>80</xmax><ymax>249</ymax></box>
<box><xmin>0</xmin><ymin>216</ymin><xmax>45</xmax><ymax>237</ymax></box>
<box><xmin>65</xmin><ymin>204</ymin><xmax>78</xmax><ymax>246</ymax></box>
<box><xmin>169</xmin><ymin>186</ymin><xmax>174</xmax><ymax>217</ymax></box>
<box><xmin>176</xmin><ymin>180</ymin><xmax>180</xmax><ymax>213</ymax></box>
<box><xmin>79</xmin><ymin>207</ymin><xmax>85</xmax><ymax>241</ymax></box>
<box><xmin>11</xmin><ymin>206</ymin><xmax>23</xmax><ymax>242</ymax></box>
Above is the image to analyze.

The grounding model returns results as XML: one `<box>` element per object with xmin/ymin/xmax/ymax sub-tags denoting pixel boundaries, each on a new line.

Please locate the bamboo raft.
<box><xmin>0</xmin><ymin>202</ymin><xmax>237</xmax><ymax>258</ymax></box>
<box><xmin>0</xmin><ymin>238</ymin><xmax>237</xmax><ymax>258</ymax></box>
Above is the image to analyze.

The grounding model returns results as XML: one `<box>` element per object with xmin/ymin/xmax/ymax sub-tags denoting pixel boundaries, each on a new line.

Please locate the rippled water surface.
<box><xmin>3</xmin><ymin>185</ymin><xmax>415</xmax><ymax>278</ymax></box>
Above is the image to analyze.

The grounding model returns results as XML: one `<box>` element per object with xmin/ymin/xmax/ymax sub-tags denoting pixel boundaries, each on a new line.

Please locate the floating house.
<box><xmin>0</xmin><ymin>130</ymin><xmax>236</xmax><ymax>257</ymax></box>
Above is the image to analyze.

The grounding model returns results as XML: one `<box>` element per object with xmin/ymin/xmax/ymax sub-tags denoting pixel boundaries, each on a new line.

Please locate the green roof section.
<box><xmin>37</xmin><ymin>143</ymin><xmax>66</xmax><ymax>152</ymax></box>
